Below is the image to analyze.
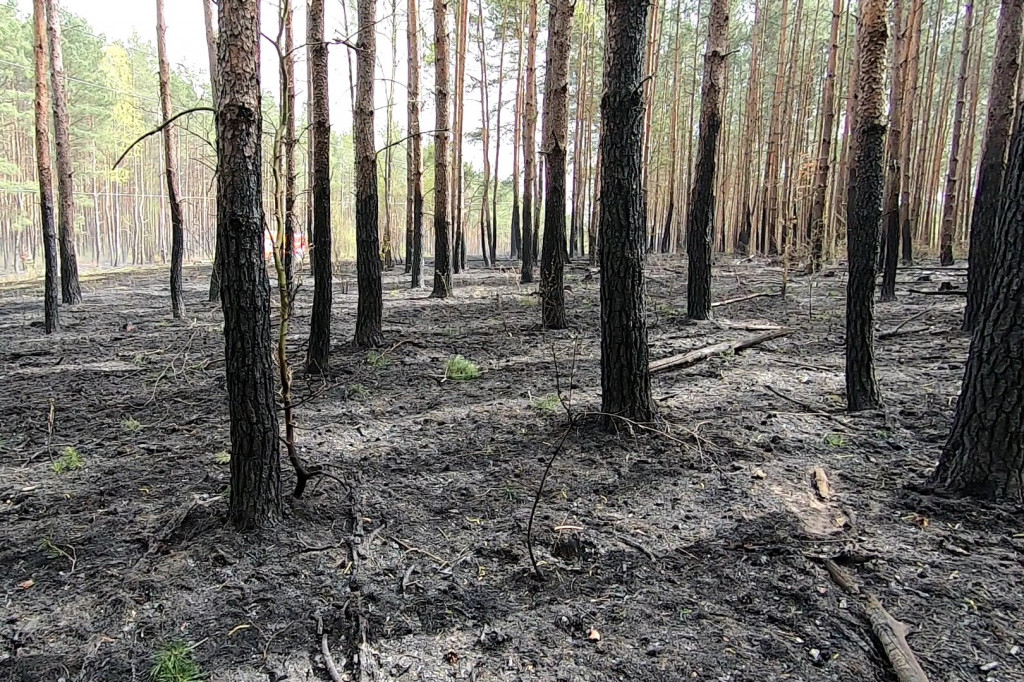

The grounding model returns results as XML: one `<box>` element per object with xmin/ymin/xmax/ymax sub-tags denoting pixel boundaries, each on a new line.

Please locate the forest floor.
<box><xmin>1</xmin><ymin>258</ymin><xmax>1021</xmax><ymax>682</ymax></box>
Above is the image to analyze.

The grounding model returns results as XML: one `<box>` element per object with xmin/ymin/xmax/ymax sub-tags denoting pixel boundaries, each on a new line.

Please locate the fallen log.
<box><xmin>650</xmin><ymin>329</ymin><xmax>791</xmax><ymax>375</ymax></box>
<box><xmin>711</xmin><ymin>291</ymin><xmax>781</xmax><ymax>308</ymax></box>
<box><xmin>908</xmin><ymin>288</ymin><xmax>967</xmax><ymax>297</ymax></box>
<box><xmin>823</xmin><ymin>560</ymin><xmax>930</xmax><ymax>682</ymax></box>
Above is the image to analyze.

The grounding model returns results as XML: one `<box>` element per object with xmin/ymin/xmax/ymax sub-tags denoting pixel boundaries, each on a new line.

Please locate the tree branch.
<box><xmin>113</xmin><ymin>107</ymin><xmax>216</xmax><ymax>169</ymax></box>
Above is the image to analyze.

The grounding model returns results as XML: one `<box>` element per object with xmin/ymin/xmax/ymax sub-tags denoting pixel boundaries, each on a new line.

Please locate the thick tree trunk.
<box><xmin>45</xmin><ymin>0</ymin><xmax>80</xmax><ymax>305</ymax></box>
<box><xmin>430</xmin><ymin>0</ymin><xmax>453</xmax><ymax>297</ymax></box>
<box><xmin>932</xmin><ymin>108</ymin><xmax>1024</xmax><ymax>503</ymax></box>
<box><xmin>599</xmin><ymin>0</ymin><xmax>655</xmax><ymax>427</ymax></box>
<box><xmin>204</xmin><ymin>0</ymin><xmax>223</xmax><ymax>302</ymax></box>
<box><xmin>938</xmin><ymin>1</ymin><xmax>974</xmax><ymax>266</ymax></box>
<box><xmin>156</xmin><ymin>0</ymin><xmax>185</xmax><ymax>319</ymax></box>
<box><xmin>964</xmin><ymin>0</ymin><xmax>1023</xmax><ymax>330</ymax></box>
<box><xmin>845</xmin><ymin>0</ymin><xmax>887</xmax><ymax>412</ymax></box>
<box><xmin>217</xmin><ymin>0</ymin><xmax>282</xmax><ymax>528</ymax></box>
<box><xmin>33</xmin><ymin>0</ymin><xmax>59</xmax><ymax>333</ymax></box>
<box><xmin>354</xmin><ymin>0</ymin><xmax>384</xmax><ymax>347</ymax></box>
<box><xmin>408</xmin><ymin>0</ymin><xmax>424</xmax><ymax>287</ymax></box>
<box><xmin>808</xmin><ymin>0</ymin><xmax>841</xmax><ymax>273</ymax></box>
<box><xmin>686</xmin><ymin>0</ymin><xmax>729</xmax><ymax>321</ymax></box>
<box><xmin>306</xmin><ymin>0</ymin><xmax>333</xmax><ymax>371</ymax></box>
<box><xmin>540</xmin><ymin>0</ymin><xmax>573</xmax><ymax>329</ymax></box>
<box><xmin>520</xmin><ymin>0</ymin><xmax>539</xmax><ymax>284</ymax></box>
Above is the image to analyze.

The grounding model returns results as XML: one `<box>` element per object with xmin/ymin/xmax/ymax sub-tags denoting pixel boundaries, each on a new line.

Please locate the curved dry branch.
<box><xmin>112</xmin><ymin>106</ymin><xmax>216</xmax><ymax>169</ymax></box>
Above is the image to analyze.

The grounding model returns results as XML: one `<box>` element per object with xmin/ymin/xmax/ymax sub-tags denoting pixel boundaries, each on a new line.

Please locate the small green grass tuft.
<box><xmin>532</xmin><ymin>394</ymin><xmax>561</xmax><ymax>412</ymax></box>
<box><xmin>366</xmin><ymin>351</ymin><xmax>390</xmax><ymax>368</ymax></box>
<box><xmin>445</xmin><ymin>355</ymin><xmax>480</xmax><ymax>381</ymax></box>
<box><xmin>214</xmin><ymin>451</ymin><xmax>231</xmax><ymax>465</ymax></box>
<box><xmin>347</xmin><ymin>383</ymin><xmax>370</xmax><ymax>398</ymax></box>
<box><xmin>823</xmin><ymin>433</ymin><xmax>847</xmax><ymax>447</ymax></box>
<box><xmin>122</xmin><ymin>416</ymin><xmax>142</xmax><ymax>433</ymax></box>
<box><xmin>150</xmin><ymin>640</ymin><xmax>204</xmax><ymax>682</ymax></box>
<box><xmin>52</xmin><ymin>447</ymin><xmax>83</xmax><ymax>474</ymax></box>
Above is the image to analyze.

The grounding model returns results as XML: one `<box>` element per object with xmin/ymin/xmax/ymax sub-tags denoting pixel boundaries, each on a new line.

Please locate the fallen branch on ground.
<box><xmin>650</xmin><ymin>329</ymin><xmax>791</xmax><ymax>374</ymax></box>
<box><xmin>822</xmin><ymin>559</ymin><xmax>930</xmax><ymax>682</ymax></box>
<box><xmin>907</xmin><ymin>288</ymin><xmax>967</xmax><ymax>297</ymax></box>
<box><xmin>877</xmin><ymin>326</ymin><xmax>932</xmax><ymax>340</ymax></box>
<box><xmin>711</xmin><ymin>291</ymin><xmax>781</xmax><ymax>308</ymax></box>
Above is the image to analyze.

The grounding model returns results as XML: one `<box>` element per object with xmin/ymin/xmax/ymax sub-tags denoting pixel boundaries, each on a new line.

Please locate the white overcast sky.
<box><xmin>17</xmin><ymin>0</ymin><xmax>519</xmax><ymax>173</ymax></box>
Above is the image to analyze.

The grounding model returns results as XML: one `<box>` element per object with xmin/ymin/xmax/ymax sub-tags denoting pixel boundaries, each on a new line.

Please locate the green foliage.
<box><xmin>445</xmin><ymin>355</ymin><xmax>481</xmax><ymax>381</ymax></box>
<box><xmin>532</xmin><ymin>394</ymin><xmax>561</xmax><ymax>412</ymax></box>
<box><xmin>52</xmin><ymin>447</ymin><xmax>83</xmax><ymax>473</ymax></box>
<box><xmin>122</xmin><ymin>416</ymin><xmax>142</xmax><ymax>433</ymax></box>
<box><xmin>823</xmin><ymin>433</ymin><xmax>847</xmax><ymax>447</ymax></box>
<box><xmin>347</xmin><ymin>383</ymin><xmax>370</xmax><ymax>398</ymax></box>
<box><xmin>366</xmin><ymin>351</ymin><xmax>390</xmax><ymax>368</ymax></box>
<box><xmin>214</xmin><ymin>451</ymin><xmax>230</xmax><ymax>465</ymax></box>
<box><xmin>150</xmin><ymin>640</ymin><xmax>204</xmax><ymax>682</ymax></box>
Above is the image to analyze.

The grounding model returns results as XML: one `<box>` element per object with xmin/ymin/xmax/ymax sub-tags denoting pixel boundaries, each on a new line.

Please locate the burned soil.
<box><xmin>1</xmin><ymin>259</ymin><xmax>1021</xmax><ymax>681</ymax></box>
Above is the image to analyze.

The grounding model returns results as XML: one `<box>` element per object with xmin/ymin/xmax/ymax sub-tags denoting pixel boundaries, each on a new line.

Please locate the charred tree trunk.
<box><xmin>939</xmin><ymin>1</ymin><xmax>974</xmax><ymax>266</ymax></box>
<box><xmin>45</xmin><ymin>0</ymin><xmax>80</xmax><ymax>305</ymax></box>
<box><xmin>431</xmin><ymin>0</ymin><xmax>453</xmax><ymax>297</ymax></box>
<box><xmin>931</xmin><ymin>106</ymin><xmax>1024</xmax><ymax>503</ymax></box>
<box><xmin>521</xmin><ymin>0</ymin><xmax>539</xmax><ymax>284</ymax></box>
<box><xmin>354</xmin><ymin>0</ymin><xmax>384</xmax><ymax>347</ymax></box>
<box><xmin>845</xmin><ymin>0</ymin><xmax>887</xmax><ymax>412</ymax></box>
<box><xmin>879</xmin><ymin>0</ymin><xmax>906</xmax><ymax>302</ymax></box>
<box><xmin>599</xmin><ymin>0</ymin><xmax>655</xmax><ymax>427</ymax></box>
<box><xmin>686</xmin><ymin>0</ymin><xmax>729</xmax><ymax>321</ymax></box>
<box><xmin>205</xmin><ymin>0</ymin><xmax>223</xmax><ymax>302</ymax></box>
<box><xmin>33</xmin><ymin>0</ymin><xmax>59</xmax><ymax>333</ymax></box>
<box><xmin>156</xmin><ymin>0</ymin><xmax>185</xmax><ymax>319</ymax></box>
<box><xmin>283</xmin><ymin>0</ymin><xmax>297</xmax><ymax>288</ymax></box>
<box><xmin>964</xmin><ymin>0</ymin><xmax>1023</xmax><ymax>330</ymax></box>
<box><xmin>808</xmin><ymin>0</ymin><xmax>842</xmax><ymax>273</ymax></box>
<box><xmin>306</xmin><ymin>0</ymin><xmax>333</xmax><ymax>372</ymax></box>
<box><xmin>540</xmin><ymin>0</ymin><xmax>574</xmax><ymax>329</ymax></box>
<box><xmin>408</xmin><ymin>0</ymin><xmax>424</xmax><ymax>287</ymax></box>
<box><xmin>217</xmin><ymin>0</ymin><xmax>282</xmax><ymax>528</ymax></box>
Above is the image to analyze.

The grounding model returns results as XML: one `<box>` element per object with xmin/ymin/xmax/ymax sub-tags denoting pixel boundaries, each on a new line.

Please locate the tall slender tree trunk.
<box><xmin>452</xmin><ymin>0</ymin><xmax>469</xmax><ymax>273</ymax></box>
<box><xmin>33</xmin><ymin>0</ymin><xmax>59</xmax><ymax>333</ymax></box>
<box><xmin>845</xmin><ymin>0</ymin><xmax>887</xmax><ymax>412</ymax></box>
<box><xmin>218</xmin><ymin>0</ymin><xmax>282</xmax><ymax>528</ymax></box>
<box><xmin>521</xmin><ymin>0</ymin><xmax>539</xmax><ymax>283</ymax></box>
<box><xmin>431</xmin><ymin>0</ymin><xmax>453</xmax><ymax>297</ymax></box>
<box><xmin>600</xmin><ymin>0</ymin><xmax>655</xmax><ymax>427</ymax></box>
<box><xmin>306</xmin><ymin>0</ymin><xmax>333</xmax><ymax>371</ymax></box>
<box><xmin>879</xmin><ymin>0</ymin><xmax>906</xmax><ymax>302</ymax></box>
<box><xmin>736</xmin><ymin>0</ymin><xmax>763</xmax><ymax>254</ymax></box>
<box><xmin>808</xmin><ymin>0</ymin><xmax>842</xmax><ymax>273</ymax></box>
<box><xmin>660</xmin><ymin>0</ymin><xmax>684</xmax><ymax>254</ymax></box>
<box><xmin>408</xmin><ymin>0</ymin><xmax>424</xmax><ymax>287</ymax></box>
<box><xmin>964</xmin><ymin>0</ymin><xmax>1023</xmax><ymax>329</ymax></box>
<box><xmin>686</xmin><ymin>0</ymin><xmax>729</xmax><ymax>321</ymax></box>
<box><xmin>760</xmin><ymin>0</ymin><xmax>791</xmax><ymax>255</ymax></box>
<box><xmin>282</xmin><ymin>0</ymin><xmax>296</xmax><ymax>288</ymax></box>
<box><xmin>354</xmin><ymin>0</ymin><xmax>383</xmax><ymax>347</ymax></box>
<box><xmin>510</xmin><ymin>5</ymin><xmax>526</xmax><ymax>260</ymax></box>
<box><xmin>156</xmin><ymin>0</ymin><xmax>185</xmax><ymax>319</ymax></box>
<box><xmin>540</xmin><ymin>0</ymin><xmax>574</xmax><ymax>329</ymax></box>
<box><xmin>491</xmin><ymin>1</ymin><xmax>509</xmax><ymax>264</ymax></box>
<box><xmin>204</xmin><ymin>0</ymin><xmax>223</xmax><ymax>302</ymax></box>
<box><xmin>477</xmin><ymin>0</ymin><xmax>493</xmax><ymax>268</ymax></box>
<box><xmin>898</xmin><ymin>0</ymin><xmax>924</xmax><ymax>264</ymax></box>
<box><xmin>939</xmin><ymin>1</ymin><xmax>974</xmax><ymax>266</ymax></box>
<box><xmin>44</xmin><ymin>0</ymin><xmax>80</xmax><ymax>305</ymax></box>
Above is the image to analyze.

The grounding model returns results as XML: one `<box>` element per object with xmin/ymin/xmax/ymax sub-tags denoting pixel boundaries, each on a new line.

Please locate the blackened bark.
<box><xmin>156</xmin><ymin>0</ymin><xmax>185</xmax><ymax>319</ymax></box>
<box><xmin>964</xmin><ymin>0</ymin><xmax>1023</xmax><ymax>331</ymax></box>
<box><xmin>354</xmin><ymin>0</ymin><xmax>384</xmax><ymax>347</ymax></box>
<box><xmin>408</xmin><ymin>0</ymin><xmax>424</xmax><ymax>288</ymax></box>
<box><xmin>938</xmin><ymin>1</ymin><xmax>974</xmax><ymax>267</ymax></box>
<box><xmin>33</xmin><ymin>0</ymin><xmax>58</xmax><ymax>333</ymax></box>
<box><xmin>845</xmin><ymin>0</ymin><xmax>886</xmax><ymax>412</ymax></box>
<box><xmin>540</xmin><ymin>0</ymin><xmax>573</xmax><ymax>329</ymax></box>
<box><xmin>520</xmin><ymin>0</ymin><xmax>539</xmax><ymax>284</ymax></box>
<box><xmin>879</xmin><ymin>0</ymin><xmax>905</xmax><ymax>303</ymax></box>
<box><xmin>205</xmin><ymin>0</ymin><xmax>223</xmax><ymax>303</ymax></box>
<box><xmin>932</xmin><ymin>107</ymin><xmax>1024</xmax><ymax>503</ymax></box>
<box><xmin>45</xmin><ymin>0</ymin><xmax>81</xmax><ymax>305</ymax></box>
<box><xmin>283</xmin><ymin>0</ymin><xmax>297</xmax><ymax>289</ymax></box>
<box><xmin>686</xmin><ymin>0</ymin><xmax>729</xmax><ymax>321</ymax></box>
<box><xmin>217</xmin><ymin>0</ymin><xmax>282</xmax><ymax>528</ymax></box>
<box><xmin>306</xmin><ymin>0</ymin><xmax>333</xmax><ymax>371</ymax></box>
<box><xmin>599</xmin><ymin>0</ymin><xmax>655</xmax><ymax>427</ymax></box>
<box><xmin>431</xmin><ymin>0</ymin><xmax>453</xmax><ymax>297</ymax></box>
